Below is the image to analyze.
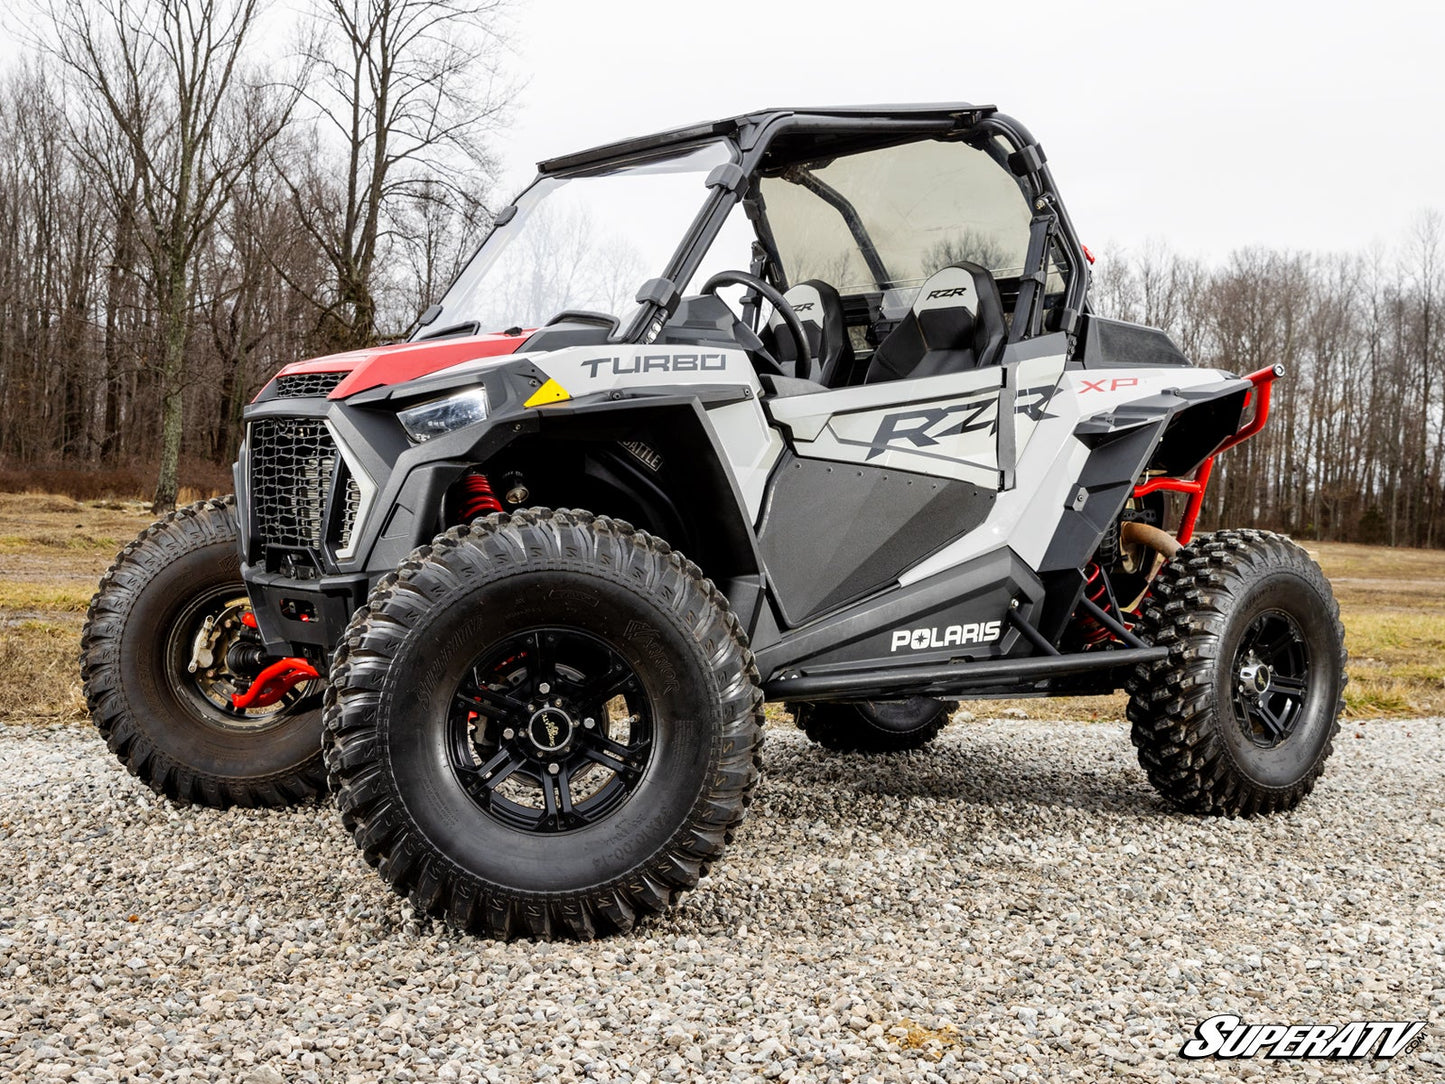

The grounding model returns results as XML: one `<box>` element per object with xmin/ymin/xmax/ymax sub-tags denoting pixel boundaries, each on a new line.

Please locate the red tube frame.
<box><xmin>231</xmin><ymin>657</ymin><xmax>321</xmax><ymax>710</ymax></box>
<box><xmin>1131</xmin><ymin>365</ymin><xmax>1282</xmax><ymax>546</ymax></box>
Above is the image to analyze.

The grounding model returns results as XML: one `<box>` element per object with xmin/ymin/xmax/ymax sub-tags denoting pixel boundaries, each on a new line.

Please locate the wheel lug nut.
<box><xmin>547</xmin><ymin>762</ymin><xmax>560</xmax><ymax>775</ymax></box>
<box><xmin>583</xmin><ymin>717</ymin><xmax>595</xmax><ymax>729</ymax></box>
<box><xmin>502</xmin><ymin>728</ymin><xmax>515</xmax><ymax>740</ymax></box>
<box><xmin>538</xmin><ymin>682</ymin><xmax>550</xmax><ymax>694</ymax></box>
<box><xmin>554</xmin><ymin>699</ymin><xmax>563</xmax><ymax>707</ymax></box>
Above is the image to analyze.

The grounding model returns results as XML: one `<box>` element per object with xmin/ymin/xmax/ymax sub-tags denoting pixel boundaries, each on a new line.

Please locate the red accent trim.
<box><xmin>266</xmin><ymin>330</ymin><xmax>532</xmax><ymax>401</ymax></box>
<box><xmin>231</xmin><ymin>658</ymin><xmax>320</xmax><ymax>710</ymax></box>
<box><xmin>1082</xmin><ymin>244</ymin><xmax>1096</xmax><ymax>265</ymax></box>
<box><xmin>1132</xmin><ymin>365</ymin><xmax>1281</xmax><ymax>545</ymax></box>
<box><xmin>240</xmin><ymin>611</ymin><xmax>258</xmax><ymax>628</ymax></box>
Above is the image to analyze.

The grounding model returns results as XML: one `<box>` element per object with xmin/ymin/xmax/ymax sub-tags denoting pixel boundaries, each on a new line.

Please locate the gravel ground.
<box><xmin>1</xmin><ymin>715</ymin><xmax>1442</xmax><ymax>1083</ymax></box>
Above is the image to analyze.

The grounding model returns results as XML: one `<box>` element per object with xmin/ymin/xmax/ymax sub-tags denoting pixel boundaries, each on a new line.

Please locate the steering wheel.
<box><xmin>700</xmin><ymin>270</ymin><xmax>814</xmax><ymax>381</ymax></box>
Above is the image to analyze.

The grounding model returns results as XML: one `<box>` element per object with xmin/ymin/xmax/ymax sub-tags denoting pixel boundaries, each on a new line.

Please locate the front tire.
<box><xmin>793</xmin><ymin>697</ymin><xmax>957</xmax><ymax>753</ymax></box>
<box><xmin>324</xmin><ymin>509</ymin><xmax>763</xmax><ymax>940</ymax></box>
<box><xmin>1126</xmin><ymin>529</ymin><xmax>1346</xmax><ymax>816</ymax></box>
<box><xmin>80</xmin><ymin>497</ymin><xmax>326</xmax><ymax>808</ymax></box>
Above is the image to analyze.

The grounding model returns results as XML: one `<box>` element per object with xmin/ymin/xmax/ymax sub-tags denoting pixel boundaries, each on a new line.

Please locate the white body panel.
<box><xmin>438</xmin><ymin>341</ymin><xmax>1228</xmax><ymax>583</ymax></box>
<box><xmin>534</xmin><ymin>345</ymin><xmax>762</xmax><ymax>397</ymax></box>
<box><xmin>767</xmin><ymin>367</ymin><xmax>1005</xmax><ymax>488</ymax></box>
<box><xmin>531</xmin><ymin>345</ymin><xmax>781</xmax><ymax>521</ymax></box>
<box><xmin>900</xmin><ymin>365</ymin><xmax>1233</xmax><ymax>583</ymax></box>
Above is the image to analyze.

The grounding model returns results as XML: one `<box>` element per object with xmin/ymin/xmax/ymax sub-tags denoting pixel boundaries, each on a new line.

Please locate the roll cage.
<box><xmin>508</xmin><ymin>104</ymin><xmax>1092</xmax><ymax>353</ymax></box>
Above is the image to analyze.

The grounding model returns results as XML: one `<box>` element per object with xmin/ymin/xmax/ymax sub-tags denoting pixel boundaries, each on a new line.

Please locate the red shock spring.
<box><xmin>1077</xmin><ymin>561</ymin><xmax>1136</xmax><ymax>646</ymax></box>
<box><xmin>455</xmin><ymin>471</ymin><xmax>503</xmax><ymax>522</ymax></box>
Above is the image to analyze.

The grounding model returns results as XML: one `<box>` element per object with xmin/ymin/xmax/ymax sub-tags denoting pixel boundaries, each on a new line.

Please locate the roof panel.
<box><xmin>537</xmin><ymin>103</ymin><xmax>996</xmax><ymax>175</ymax></box>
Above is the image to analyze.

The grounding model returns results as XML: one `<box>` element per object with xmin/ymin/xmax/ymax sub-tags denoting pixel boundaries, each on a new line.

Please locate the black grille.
<box><xmin>338</xmin><ymin>474</ymin><xmax>362</xmax><ymax>551</ymax></box>
<box><xmin>250</xmin><ymin>419</ymin><xmax>340</xmax><ymax>552</ymax></box>
<box><xmin>272</xmin><ymin>371</ymin><xmax>346</xmax><ymax>399</ymax></box>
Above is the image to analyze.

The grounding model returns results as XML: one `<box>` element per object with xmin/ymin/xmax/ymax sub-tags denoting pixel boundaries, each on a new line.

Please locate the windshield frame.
<box><xmin>413</xmin><ymin>138</ymin><xmax>742</xmax><ymax>344</ymax></box>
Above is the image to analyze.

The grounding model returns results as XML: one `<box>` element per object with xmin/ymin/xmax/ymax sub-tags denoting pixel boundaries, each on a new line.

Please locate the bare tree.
<box><xmin>43</xmin><ymin>0</ymin><xmax>300</xmax><ymax>512</ymax></box>
<box><xmin>285</xmin><ymin>0</ymin><xmax>513</xmax><ymax>347</ymax></box>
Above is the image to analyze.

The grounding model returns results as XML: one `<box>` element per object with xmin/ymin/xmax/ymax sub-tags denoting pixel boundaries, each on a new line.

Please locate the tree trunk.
<box><xmin>151</xmin><ymin>253</ymin><xmax>189</xmax><ymax>514</ymax></box>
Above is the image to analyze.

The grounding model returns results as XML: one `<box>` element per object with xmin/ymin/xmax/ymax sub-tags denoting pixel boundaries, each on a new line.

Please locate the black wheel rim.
<box><xmin>163</xmin><ymin>585</ymin><xmax>317</xmax><ymax>732</ymax></box>
<box><xmin>448</xmin><ymin>627</ymin><xmax>655</xmax><ymax>834</ymax></box>
<box><xmin>1230</xmin><ymin>609</ymin><xmax>1311</xmax><ymax>748</ymax></box>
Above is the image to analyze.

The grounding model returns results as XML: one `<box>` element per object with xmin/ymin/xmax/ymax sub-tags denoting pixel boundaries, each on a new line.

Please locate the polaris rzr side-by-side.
<box><xmin>82</xmin><ymin>104</ymin><xmax>1347</xmax><ymax>940</ymax></box>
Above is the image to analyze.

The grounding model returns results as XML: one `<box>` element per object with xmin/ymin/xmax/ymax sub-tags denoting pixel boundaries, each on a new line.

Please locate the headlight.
<box><xmin>397</xmin><ymin>387</ymin><xmax>489</xmax><ymax>442</ymax></box>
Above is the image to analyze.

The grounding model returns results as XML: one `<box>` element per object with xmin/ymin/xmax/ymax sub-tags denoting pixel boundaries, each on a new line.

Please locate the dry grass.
<box><xmin>0</xmin><ymin>493</ymin><xmax>1440</xmax><ymax>724</ymax></box>
<box><xmin>1318</xmin><ymin>542</ymin><xmax>1445</xmax><ymax>717</ymax></box>
<box><xmin>0</xmin><ymin>620</ymin><xmax>88</xmax><ymax>721</ymax></box>
<box><xmin>0</xmin><ymin>463</ymin><xmax>230</xmax><ymax>502</ymax></box>
<box><xmin>0</xmin><ymin>493</ymin><xmax>154</xmax><ymax>721</ymax></box>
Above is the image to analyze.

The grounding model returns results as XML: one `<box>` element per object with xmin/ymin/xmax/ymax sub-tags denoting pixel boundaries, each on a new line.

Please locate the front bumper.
<box><xmin>242</xmin><ymin>567</ymin><xmax>370</xmax><ymax>660</ymax></box>
<box><xmin>234</xmin><ymin>362</ymin><xmax>550</xmax><ymax>660</ymax></box>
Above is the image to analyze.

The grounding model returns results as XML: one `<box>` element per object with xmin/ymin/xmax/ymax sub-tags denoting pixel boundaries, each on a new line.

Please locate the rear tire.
<box><xmin>1126</xmin><ymin>529</ymin><xmax>1346</xmax><ymax>816</ymax></box>
<box><xmin>80</xmin><ymin>497</ymin><xmax>326</xmax><ymax>808</ymax></box>
<box><xmin>324</xmin><ymin>508</ymin><xmax>763</xmax><ymax>940</ymax></box>
<box><xmin>793</xmin><ymin>697</ymin><xmax>957</xmax><ymax>753</ymax></box>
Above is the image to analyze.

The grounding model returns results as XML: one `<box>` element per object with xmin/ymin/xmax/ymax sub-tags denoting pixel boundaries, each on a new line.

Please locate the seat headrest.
<box><xmin>863</xmin><ymin>262</ymin><xmax>1006</xmax><ymax>384</ymax></box>
<box><xmin>766</xmin><ymin>281</ymin><xmax>834</xmax><ymax>336</ymax></box>
<box><xmin>912</xmin><ymin>264</ymin><xmax>983</xmax><ymax>317</ymax></box>
<box><xmin>765</xmin><ymin>279</ymin><xmax>851</xmax><ymax>384</ymax></box>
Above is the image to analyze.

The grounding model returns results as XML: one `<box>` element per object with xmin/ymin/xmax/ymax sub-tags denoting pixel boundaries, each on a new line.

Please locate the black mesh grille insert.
<box><xmin>337</xmin><ymin>473</ymin><xmax>362</xmax><ymax>551</ymax></box>
<box><xmin>272</xmin><ymin>371</ymin><xmax>346</xmax><ymax>399</ymax></box>
<box><xmin>250</xmin><ymin>419</ymin><xmax>337</xmax><ymax>551</ymax></box>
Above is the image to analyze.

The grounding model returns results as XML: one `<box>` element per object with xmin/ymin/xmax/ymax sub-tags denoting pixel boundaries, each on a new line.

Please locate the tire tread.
<box><xmin>1125</xmin><ymin>528</ymin><xmax>1346</xmax><ymax>816</ymax></box>
<box><xmin>323</xmin><ymin>508</ymin><xmax>764</xmax><ymax>940</ymax></box>
<box><xmin>79</xmin><ymin>496</ymin><xmax>326</xmax><ymax>809</ymax></box>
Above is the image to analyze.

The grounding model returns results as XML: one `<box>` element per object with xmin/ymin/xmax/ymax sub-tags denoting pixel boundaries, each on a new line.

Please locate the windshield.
<box><xmin>418</xmin><ymin>141</ymin><xmax>734</xmax><ymax>339</ymax></box>
<box><xmin>759</xmin><ymin>138</ymin><xmax>1033</xmax><ymax>313</ymax></box>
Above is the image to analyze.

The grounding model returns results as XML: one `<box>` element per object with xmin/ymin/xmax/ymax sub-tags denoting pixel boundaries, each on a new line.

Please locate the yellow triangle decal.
<box><xmin>524</xmin><ymin>378</ymin><xmax>571</xmax><ymax>408</ymax></box>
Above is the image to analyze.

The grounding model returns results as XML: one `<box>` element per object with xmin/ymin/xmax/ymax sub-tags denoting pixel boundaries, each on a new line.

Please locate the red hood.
<box><xmin>274</xmin><ymin>330</ymin><xmax>530</xmax><ymax>399</ymax></box>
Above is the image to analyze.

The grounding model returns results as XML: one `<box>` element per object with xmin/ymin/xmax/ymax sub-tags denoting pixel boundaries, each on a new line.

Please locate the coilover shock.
<box><xmin>452</xmin><ymin>471</ymin><xmax>504</xmax><ymax>524</ymax></box>
<box><xmin>1077</xmin><ymin>562</ymin><xmax>1126</xmax><ymax>646</ymax></box>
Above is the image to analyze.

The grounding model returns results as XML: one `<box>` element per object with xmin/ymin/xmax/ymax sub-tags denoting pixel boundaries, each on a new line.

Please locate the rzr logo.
<box><xmin>866</xmin><ymin>396</ymin><xmax>995</xmax><ymax>460</ymax></box>
<box><xmin>863</xmin><ymin>384</ymin><xmax>1058</xmax><ymax>461</ymax></box>
<box><xmin>1180</xmin><ymin>1015</ymin><xmax>1425</xmax><ymax>1061</ymax></box>
<box><xmin>580</xmin><ymin>353</ymin><xmax>728</xmax><ymax>378</ymax></box>
<box><xmin>791</xmin><ymin>301</ymin><xmax>816</xmax><ymax>313</ymax></box>
<box><xmin>926</xmin><ymin>286</ymin><xmax>971</xmax><ymax>300</ymax></box>
<box><xmin>891</xmin><ymin>621</ymin><xmax>1002</xmax><ymax>652</ymax></box>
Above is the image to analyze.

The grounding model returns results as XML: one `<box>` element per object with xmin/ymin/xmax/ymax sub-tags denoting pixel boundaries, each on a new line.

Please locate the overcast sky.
<box><xmin>496</xmin><ymin>0</ymin><xmax>1444</xmax><ymax>264</ymax></box>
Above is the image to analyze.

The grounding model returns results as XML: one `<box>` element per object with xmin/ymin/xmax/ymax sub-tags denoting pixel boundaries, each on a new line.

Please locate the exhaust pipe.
<box><xmin>1120</xmin><ymin>520</ymin><xmax>1181</xmax><ymax>559</ymax></box>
